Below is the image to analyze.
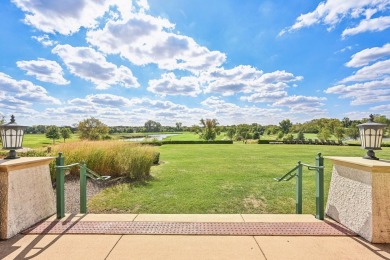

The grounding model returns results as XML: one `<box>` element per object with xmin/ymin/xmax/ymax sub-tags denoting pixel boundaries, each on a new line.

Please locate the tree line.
<box><xmin>22</xmin><ymin>114</ymin><xmax>390</xmax><ymax>143</ymax></box>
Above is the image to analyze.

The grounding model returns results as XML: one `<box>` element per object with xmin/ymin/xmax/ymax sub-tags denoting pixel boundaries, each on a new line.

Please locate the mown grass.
<box><xmin>23</xmin><ymin>133</ymin><xmax>80</xmax><ymax>148</ymax></box>
<box><xmin>89</xmin><ymin>144</ymin><xmax>390</xmax><ymax>214</ymax></box>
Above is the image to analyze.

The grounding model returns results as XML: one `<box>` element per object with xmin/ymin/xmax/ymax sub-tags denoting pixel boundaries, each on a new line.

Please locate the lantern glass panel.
<box><xmin>360</xmin><ymin>127</ymin><xmax>383</xmax><ymax>150</ymax></box>
<box><xmin>376</xmin><ymin>128</ymin><xmax>383</xmax><ymax>148</ymax></box>
<box><xmin>16</xmin><ymin>129</ymin><xmax>24</xmax><ymax>147</ymax></box>
<box><xmin>7</xmin><ymin>129</ymin><xmax>17</xmax><ymax>148</ymax></box>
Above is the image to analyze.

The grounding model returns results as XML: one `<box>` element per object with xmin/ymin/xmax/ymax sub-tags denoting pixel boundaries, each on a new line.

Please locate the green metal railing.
<box><xmin>274</xmin><ymin>153</ymin><xmax>324</xmax><ymax>220</ymax></box>
<box><xmin>55</xmin><ymin>153</ymin><xmax>110</xmax><ymax>219</ymax></box>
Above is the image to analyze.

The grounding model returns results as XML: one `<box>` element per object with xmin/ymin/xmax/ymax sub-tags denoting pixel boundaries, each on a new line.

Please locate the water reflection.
<box><xmin>125</xmin><ymin>134</ymin><xmax>179</xmax><ymax>142</ymax></box>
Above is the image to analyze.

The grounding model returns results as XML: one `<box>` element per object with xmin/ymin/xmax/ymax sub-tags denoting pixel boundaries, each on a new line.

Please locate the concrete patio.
<box><xmin>1</xmin><ymin>214</ymin><xmax>390</xmax><ymax>259</ymax></box>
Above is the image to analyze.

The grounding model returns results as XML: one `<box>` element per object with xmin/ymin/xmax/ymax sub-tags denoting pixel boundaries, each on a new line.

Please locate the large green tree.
<box><xmin>226</xmin><ymin>127</ymin><xmax>235</xmax><ymax>140</ymax></box>
<box><xmin>317</xmin><ymin>128</ymin><xmax>331</xmax><ymax>140</ymax></box>
<box><xmin>144</xmin><ymin>120</ymin><xmax>162</xmax><ymax>132</ymax></box>
<box><xmin>279</xmin><ymin>119</ymin><xmax>293</xmax><ymax>134</ymax></box>
<box><xmin>60</xmin><ymin>127</ymin><xmax>72</xmax><ymax>142</ymax></box>
<box><xmin>78</xmin><ymin>117</ymin><xmax>109</xmax><ymax>140</ymax></box>
<box><xmin>334</xmin><ymin>127</ymin><xmax>345</xmax><ymax>141</ymax></box>
<box><xmin>200</xmin><ymin>118</ymin><xmax>218</xmax><ymax>141</ymax></box>
<box><xmin>46</xmin><ymin>125</ymin><xmax>60</xmax><ymax>144</ymax></box>
<box><xmin>347</xmin><ymin>124</ymin><xmax>360</xmax><ymax>140</ymax></box>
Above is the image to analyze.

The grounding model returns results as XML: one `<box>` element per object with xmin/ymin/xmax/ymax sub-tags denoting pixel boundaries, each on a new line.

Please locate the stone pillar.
<box><xmin>0</xmin><ymin>157</ymin><xmax>55</xmax><ymax>239</ymax></box>
<box><xmin>325</xmin><ymin>157</ymin><xmax>390</xmax><ymax>243</ymax></box>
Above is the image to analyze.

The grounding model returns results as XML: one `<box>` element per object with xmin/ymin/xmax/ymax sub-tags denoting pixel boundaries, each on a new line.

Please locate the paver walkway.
<box><xmin>1</xmin><ymin>214</ymin><xmax>390</xmax><ymax>260</ymax></box>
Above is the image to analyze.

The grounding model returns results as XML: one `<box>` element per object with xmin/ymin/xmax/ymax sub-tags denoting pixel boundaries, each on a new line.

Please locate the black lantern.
<box><xmin>357</xmin><ymin>114</ymin><xmax>386</xmax><ymax>160</ymax></box>
<box><xmin>0</xmin><ymin>115</ymin><xmax>27</xmax><ymax>159</ymax></box>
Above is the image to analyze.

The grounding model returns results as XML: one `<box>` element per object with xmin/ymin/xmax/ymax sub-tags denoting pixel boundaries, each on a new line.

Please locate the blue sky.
<box><xmin>0</xmin><ymin>0</ymin><xmax>389</xmax><ymax>126</ymax></box>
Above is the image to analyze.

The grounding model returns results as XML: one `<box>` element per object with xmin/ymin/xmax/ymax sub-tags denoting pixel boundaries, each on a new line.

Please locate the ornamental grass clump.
<box><xmin>52</xmin><ymin>141</ymin><xmax>156</xmax><ymax>180</ymax></box>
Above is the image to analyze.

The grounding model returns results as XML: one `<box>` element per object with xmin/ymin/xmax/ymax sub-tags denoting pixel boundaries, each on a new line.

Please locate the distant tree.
<box><xmin>189</xmin><ymin>124</ymin><xmax>200</xmax><ymax>134</ymax></box>
<box><xmin>372</xmin><ymin>114</ymin><xmax>390</xmax><ymax>137</ymax></box>
<box><xmin>286</xmin><ymin>133</ymin><xmax>294</xmax><ymax>141</ymax></box>
<box><xmin>342</xmin><ymin>117</ymin><xmax>351</xmax><ymax>128</ymax></box>
<box><xmin>277</xmin><ymin>131</ymin><xmax>284</xmax><ymax>140</ymax></box>
<box><xmin>144</xmin><ymin>120</ymin><xmax>162</xmax><ymax>132</ymax></box>
<box><xmin>60</xmin><ymin>127</ymin><xmax>72</xmax><ymax>143</ymax></box>
<box><xmin>252</xmin><ymin>132</ymin><xmax>260</xmax><ymax>140</ymax></box>
<box><xmin>265</xmin><ymin>125</ymin><xmax>279</xmax><ymax>135</ymax></box>
<box><xmin>227</xmin><ymin>128</ymin><xmax>235</xmax><ymax>140</ymax></box>
<box><xmin>78</xmin><ymin>117</ymin><xmax>109</xmax><ymax>140</ymax></box>
<box><xmin>334</xmin><ymin>127</ymin><xmax>345</xmax><ymax>141</ymax></box>
<box><xmin>175</xmin><ymin>122</ymin><xmax>183</xmax><ymax>131</ymax></box>
<box><xmin>297</xmin><ymin>131</ymin><xmax>305</xmax><ymax>141</ymax></box>
<box><xmin>46</xmin><ymin>125</ymin><xmax>60</xmax><ymax>144</ymax></box>
<box><xmin>199</xmin><ymin>118</ymin><xmax>218</xmax><ymax>141</ymax></box>
<box><xmin>317</xmin><ymin>128</ymin><xmax>331</xmax><ymax>140</ymax></box>
<box><xmin>279</xmin><ymin>119</ymin><xmax>293</xmax><ymax>134</ymax></box>
<box><xmin>244</xmin><ymin>132</ymin><xmax>252</xmax><ymax>140</ymax></box>
<box><xmin>346</xmin><ymin>125</ymin><xmax>360</xmax><ymax>140</ymax></box>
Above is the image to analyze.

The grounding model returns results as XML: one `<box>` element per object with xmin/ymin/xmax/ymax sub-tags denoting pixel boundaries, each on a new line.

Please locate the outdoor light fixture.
<box><xmin>357</xmin><ymin>114</ymin><xmax>386</xmax><ymax>160</ymax></box>
<box><xmin>0</xmin><ymin>115</ymin><xmax>27</xmax><ymax>159</ymax></box>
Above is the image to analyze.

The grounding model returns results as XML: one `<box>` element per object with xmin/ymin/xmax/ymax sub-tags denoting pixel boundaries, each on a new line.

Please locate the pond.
<box><xmin>124</xmin><ymin>134</ymin><xmax>179</xmax><ymax>142</ymax></box>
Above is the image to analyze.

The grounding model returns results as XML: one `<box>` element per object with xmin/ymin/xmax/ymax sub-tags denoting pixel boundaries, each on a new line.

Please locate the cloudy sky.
<box><xmin>1</xmin><ymin>0</ymin><xmax>389</xmax><ymax>126</ymax></box>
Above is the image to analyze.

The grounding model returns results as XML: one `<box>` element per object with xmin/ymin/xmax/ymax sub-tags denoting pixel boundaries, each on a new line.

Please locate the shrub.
<box><xmin>153</xmin><ymin>152</ymin><xmax>160</xmax><ymax>164</ymax></box>
<box><xmin>50</xmin><ymin>141</ymin><xmax>156</xmax><ymax>180</ymax></box>
<box><xmin>297</xmin><ymin>131</ymin><xmax>305</xmax><ymax>141</ymax></box>
<box><xmin>236</xmin><ymin>136</ymin><xmax>244</xmax><ymax>141</ymax></box>
<box><xmin>286</xmin><ymin>134</ymin><xmax>294</xmax><ymax>141</ymax></box>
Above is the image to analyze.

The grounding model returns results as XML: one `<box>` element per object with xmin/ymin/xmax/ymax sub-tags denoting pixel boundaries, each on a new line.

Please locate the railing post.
<box><xmin>315</xmin><ymin>153</ymin><xmax>324</xmax><ymax>220</ymax></box>
<box><xmin>56</xmin><ymin>152</ymin><xmax>65</xmax><ymax>219</ymax></box>
<box><xmin>80</xmin><ymin>161</ymin><xmax>87</xmax><ymax>214</ymax></box>
<box><xmin>296</xmin><ymin>161</ymin><xmax>303</xmax><ymax>214</ymax></box>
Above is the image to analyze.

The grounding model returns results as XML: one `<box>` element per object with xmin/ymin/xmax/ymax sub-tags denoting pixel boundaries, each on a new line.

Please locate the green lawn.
<box><xmin>23</xmin><ymin>134</ymin><xmax>80</xmax><ymax>148</ymax></box>
<box><xmin>88</xmin><ymin>143</ymin><xmax>390</xmax><ymax>214</ymax></box>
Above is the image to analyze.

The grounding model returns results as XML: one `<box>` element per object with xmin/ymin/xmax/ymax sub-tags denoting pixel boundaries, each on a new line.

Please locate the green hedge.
<box><xmin>258</xmin><ymin>140</ymin><xmax>270</xmax><ymax>144</ymax></box>
<box><xmin>347</xmin><ymin>143</ymin><xmax>390</xmax><ymax>147</ymax></box>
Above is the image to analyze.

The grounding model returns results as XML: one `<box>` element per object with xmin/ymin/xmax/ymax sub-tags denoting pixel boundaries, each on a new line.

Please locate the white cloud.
<box><xmin>272</xmin><ymin>95</ymin><xmax>327</xmax><ymax>114</ymax></box>
<box><xmin>0</xmin><ymin>92</ymin><xmax>30</xmax><ymax>107</ymax></box>
<box><xmin>203</xmin><ymin>66</ymin><xmax>303</xmax><ymax>96</ymax></box>
<box><xmin>370</xmin><ymin>104</ymin><xmax>390</xmax><ymax>111</ymax></box>
<box><xmin>16</xmin><ymin>58</ymin><xmax>69</xmax><ymax>85</ymax></box>
<box><xmin>86</xmin><ymin>13</ymin><xmax>226</xmax><ymax>73</ymax></box>
<box><xmin>52</xmin><ymin>44</ymin><xmax>139</xmax><ymax>90</ymax></box>
<box><xmin>240</xmin><ymin>91</ymin><xmax>288</xmax><ymax>103</ymax></box>
<box><xmin>201</xmin><ymin>96</ymin><xmax>240</xmax><ymax>110</ymax></box>
<box><xmin>348</xmin><ymin>89</ymin><xmax>390</xmax><ymax>105</ymax></box>
<box><xmin>341</xmin><ymin>59</ymin><xmax>390</xmax><ymax>82</ymax></box>
<box><xmin>200</xmin><ymin>96</ymin><xmax>294</xmax><ymax>125</ymax></box>
<box><xmin>327</xmin><ymin>44</ymin><xmax>390</xmax><ymax>106</ymax></box>
<box><xmin>325</xmin><ymin>78</ymin><xmax>390</xmax><ymax>105</ymax></box>
<box><xmin>136</xmin><ymin>0</ymin><xmax>149</xmax><ymax>11</ymax></box>
<box><xmin>346</xmin><ymin>43</ymin><xmax>390</xmax><ymax>67</ymax></box>
<box><xmin>69</xmin><ymin>94</ymin><xmax>133</xmax><ymax>107</ymax></box>
<box><xmin>12</xmin><ymin>0</ymin><xmax>134</xmax><ymax>35</ymax></box>
<box><xmin>280</xmin><ymin>0</ymin><xmax>390</xmax><ymax>36</ymax></box>
<box><xmin>31</xmin><ymin>34</ymin><xmax>58</xmax><ymax>47</ymax></box>
<box><xmin>147</xmin><ymin>73</ymin><xmax>201</xmax><ymax>97</ymax></box>
<box><xmin>50</xmin><ymin>96</ymin><xmax>206</xmax><ymax>126</ymax></box>
<box><xmin>0</xmin><ymin>72</ymin><xmax>61</xmax><ymax>106</ymax></box>
<box><xmin>342</xmin><ymin>16</ymin><xmax>390</xmax><ymax>38</ymax></box>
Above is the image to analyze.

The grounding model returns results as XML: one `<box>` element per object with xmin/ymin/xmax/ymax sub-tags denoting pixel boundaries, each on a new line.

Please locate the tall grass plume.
<box><xmin>51</xmin><ymin>141</ymin><xmax>156</xmax><ymax>180</ymax></box>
